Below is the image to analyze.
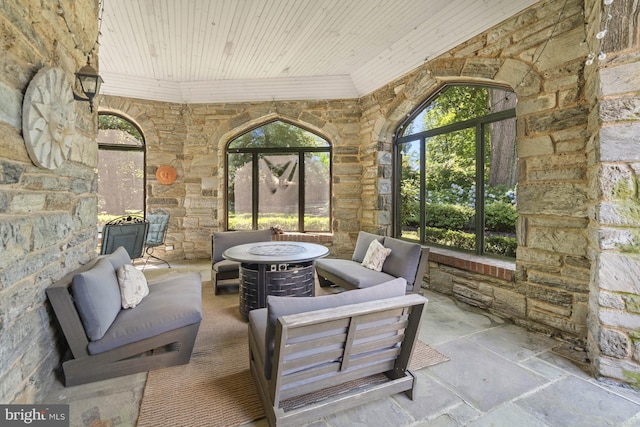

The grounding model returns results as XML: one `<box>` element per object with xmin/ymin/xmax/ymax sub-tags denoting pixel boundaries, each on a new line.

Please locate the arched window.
<box><xmin>97</xmin><ymin>114</ymin><xmax>145</xmax><ymax>226</ymax></box>
<box><xmin>226</xmin><ymin>120</ymin><xmax>331</xmax><ymax>232</ymax></box>
<box><xmin>394</xmin><ymin>84</ymin><xmax>517</xmax><ymax>258</ymax></box>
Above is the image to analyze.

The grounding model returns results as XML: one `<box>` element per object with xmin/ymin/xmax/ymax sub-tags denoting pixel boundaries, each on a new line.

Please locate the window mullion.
<box><xmin>476</xmin><ymin>123</ymin><xmax>484</xmax><ymax>255</ymax></box>
<box><xmin>298</xmin><ymin>152</ymin><xmax>305</xmax><ymax>232</ymax></box>
<box><xmin>420</xmin><ymin>137</ymin><xmax>427</xmax><ymax>244</ymax></box>
<box><xmin>252</xmin><ymin>152</ymin><xmax>259</xmax><ymax>230</ymax></box>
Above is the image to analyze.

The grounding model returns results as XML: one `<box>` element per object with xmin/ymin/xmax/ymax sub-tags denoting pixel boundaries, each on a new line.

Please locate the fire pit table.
<box><xmin>223</xmin><ymin>241</ymin><xmax>329</xmax><ymax>317</ymax></box>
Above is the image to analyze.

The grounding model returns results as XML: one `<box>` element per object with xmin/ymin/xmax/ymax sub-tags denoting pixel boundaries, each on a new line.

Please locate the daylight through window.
<box><xmin>97</xmin><ymin>114</ymin><xmax>145</xmax><ymax>227</ymax></box>
<box><xmin>226</xmin><ymin>120</ymin><xmax>331</xmax><ymax>232</ymax></box>
<box><xmin>394</xmin><ymin>84</ymin><xmax>517</xmax><ymax>258</ymax></box>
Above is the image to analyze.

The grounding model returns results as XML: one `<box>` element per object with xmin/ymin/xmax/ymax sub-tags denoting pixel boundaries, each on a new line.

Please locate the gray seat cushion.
<box><xmin>381</xmin><ymin>237</ymin><xmax>422</xmax><ymax>286</ymax></box>
<box><xmin>314</xmin><ymin>258</ymin><xmax>396</xmax><ymax>288</ymax></box>
<box><xmin>262</xmin><ymin>277</ymin><xmax>407</xmax><ymax>379</ymax></box>
<box><xmin>87</xmin><ymin>272</ymin><xmax>203</xmax><ymax>355</ymax></box>
<box><xmin>72</xmin><ymin>258</ymin><xmax>122</xmax><ymax>341</ymax></box>
<box><xmin>212</xmin><ymin>259</ymin><xmax>240</xmax><ymax>273</ymax></box>
<box><xmin>351</xmin><ymin>231</ymin><xmax>385</xmax><ymax>263</ymax></box>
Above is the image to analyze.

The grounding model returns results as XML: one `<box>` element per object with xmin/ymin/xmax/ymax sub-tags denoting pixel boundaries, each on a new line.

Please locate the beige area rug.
<box><xmin>137</xmin><ymin>282</ymin><xmax>449</xmax><ymax>427</ymax></box>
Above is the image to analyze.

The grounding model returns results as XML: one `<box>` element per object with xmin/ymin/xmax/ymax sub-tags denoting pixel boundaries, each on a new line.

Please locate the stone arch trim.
<box><xmin>378</xmin><ymin>57</ymin><xmax>540</xmax><ymax>142</ymax></box>
<box><xmin>219</xmin><ymin>112</ymin><xmax>337</xmax><ymax>150</ymax></box>
<box><xmin>98</xmin><ymin>96</ymin><xmax>159</xmax><ymax>146</ymax></box>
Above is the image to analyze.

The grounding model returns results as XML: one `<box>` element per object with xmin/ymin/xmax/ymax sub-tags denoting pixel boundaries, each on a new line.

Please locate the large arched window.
<box><xmin>394</xmin><ymin>84</ymin><xmax>517</xmax><ymax>258</ymax></box>
<box><xmin>97</xmin><ymin>114</ymin><xmax>145</xmax><ymax>226</ymax></box>
<box><xmin>226</xmin><ymin>120</ymin><xmax>331</xmax><ymax>232</ymax></box>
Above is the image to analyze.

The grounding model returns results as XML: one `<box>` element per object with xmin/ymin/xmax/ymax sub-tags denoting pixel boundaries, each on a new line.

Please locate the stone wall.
<box><xmin>587</xmin><ymin>0</ymin><xmax>640</xmax><ymax>385</ymax></box>
<box><xmin>99</xmin><ymin>97</ymin><xmax>361</xmax><ymax>260</ymax></box>
<box><xmin>0</xmin><ymin>0</ymin><xmax>100</xmax><ymax>403</ymax></box>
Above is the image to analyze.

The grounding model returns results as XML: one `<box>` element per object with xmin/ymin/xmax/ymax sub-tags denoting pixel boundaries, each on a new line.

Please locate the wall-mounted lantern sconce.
<box><xmin>74</xmin><ymin>60</ymin><xmax>104</xmax><ymax>112</ymax></box>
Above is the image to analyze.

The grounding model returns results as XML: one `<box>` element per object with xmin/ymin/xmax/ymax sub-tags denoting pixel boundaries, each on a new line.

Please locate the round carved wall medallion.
<box><xmin>156</xmin><ymin>165</ymin><xmax>177</xmax><ymax>184</ymax></box>
<box><xmin>22</xmin><ymin>67</ymin><xmax>76</xmax><ymax>169</ymax></box>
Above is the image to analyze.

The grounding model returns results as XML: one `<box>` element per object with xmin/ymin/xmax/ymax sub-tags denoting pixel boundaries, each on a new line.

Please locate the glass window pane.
<box><xmin>228</xmin><ymin>153</ymin><xmax>253</xmax><ymax>230</ymax></box>
<box><xmin>424</xmin><ymin>129</ymin><xmax>476</xmax><ymax>252</ymax></box>
<box><xmin>97</xmin><ymin>116</ymin><xmax>143</xmax><ymax>146</ymax></box>
<box><xmin>229</xmin><ymin>121</ymin><xmax>329</xmax><ymax>149</ymax></box>
<box><xmin>97</xmin><ymin>114</ymin><xmax>144</xmax><ymax>228</ymax></box>
<box><xmin>257</xmin><ymin>154</ymin><xmax>299</xmax><ymax>231</ymax></box>
<box><xmin>402</xmin><ymin>86</ymin><xmax>491</xmax><ymax>137</ymax></box>
<box><xmin>226</xmin><ymin>120</ymin><xmax>331</xmax><ymax>232</ymax></box>
<box><xmin>483</xmin><ymin>120</ymin><xmax>517</xmax><ymax>257</ymax></box>
<box><xmin>399</xmin><ymin>139</ymin><xmax>421</xmax><ymax>241</ymax></box>
<box><xmin>97</xmin><ymin>149</ymin><xmax>144</xmax><ymax>226</ymax></box>
<box><xmin>396</xmin><ymin>84</ymin><xmax>517</xmax><ymax>258</ymax></box>
<box><xmin>304</xmin><ymin>152</ymin><xmax>330</xmax><ymax>232</ymax></box>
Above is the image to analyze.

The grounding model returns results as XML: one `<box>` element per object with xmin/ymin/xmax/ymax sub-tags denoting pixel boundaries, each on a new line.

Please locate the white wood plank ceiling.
<box><xmin>99</xmin><ymin>0</ymin><xmax>539</xmax><ymax>103</ymax></box>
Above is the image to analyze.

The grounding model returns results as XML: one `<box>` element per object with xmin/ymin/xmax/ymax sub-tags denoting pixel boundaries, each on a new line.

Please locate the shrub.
<box><xmin>485</xmin><ymin>235</ymin><xmax>517</xmax><ymax>258</ymax></box>
<box><xmin>485</xmin><ymin>201</ymin><xmax>517</xmax><ymax>233</ymax></box>
<box><xmin>424</xmin><ymin>227</ymin><xmax>475</xmax><ymax>251</ymax></box>
<box><xmin>425</xmin><ymin>203</ymin><xmax>474</xmax><ymax>231</ymax></box>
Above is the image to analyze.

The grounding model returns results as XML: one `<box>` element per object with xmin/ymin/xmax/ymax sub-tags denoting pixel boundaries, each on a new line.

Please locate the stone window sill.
<box><xmin>427</xmin><ymin>246</ymin><xmax>515</xmax><ymax>282</ymax></box>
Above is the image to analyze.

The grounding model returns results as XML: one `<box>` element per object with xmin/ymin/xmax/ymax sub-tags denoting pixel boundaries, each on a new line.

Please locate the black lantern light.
<box><xmin>74</xmin><ymin>60</ymin><xmax>104</xmax><ymax>112</ymax></box>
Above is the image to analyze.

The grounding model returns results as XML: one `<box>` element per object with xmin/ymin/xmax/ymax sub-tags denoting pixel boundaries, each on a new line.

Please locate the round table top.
<box><xmin>223</xmin><ymin>241</ymin><xmax>329</xmax><ymax>264</ymax></box>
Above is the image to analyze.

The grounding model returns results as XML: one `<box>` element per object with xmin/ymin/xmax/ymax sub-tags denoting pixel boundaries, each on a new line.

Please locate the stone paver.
<box><xmin>427</xmin><ymin>339</ymin><xmax>548</xmax><ymax>412</ymax></box>
<box><xmin>516</xmin><ymin>376</ymin><xmax>640</xmax><ymax>426</ymax></box>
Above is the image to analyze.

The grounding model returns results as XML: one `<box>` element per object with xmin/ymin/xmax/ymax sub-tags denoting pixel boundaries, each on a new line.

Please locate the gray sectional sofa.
<box><xmin>315</xmin><ymin>231</ymin><xmax>429</xmax><ymax>293</ymax></box>
<box><xmin>46</xmin><ymin>246</ymin><xmax>202</xmax><ymax>386</ymax></box>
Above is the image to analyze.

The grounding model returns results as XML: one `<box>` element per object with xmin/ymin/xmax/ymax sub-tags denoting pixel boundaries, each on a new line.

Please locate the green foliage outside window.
<box><xmin>227</xmin><ymin>120</ymin><xmax>331</xmax><ymax>232</ymax></box>
<box><xmin>397</xmin><ymin>84</ymin><xmax>517</xmax><ymax>258</ymax></box>
<box><xmin>98</xmin><ymin>114</ymin><xmax>143</xmax><ymax>143</ymax></box>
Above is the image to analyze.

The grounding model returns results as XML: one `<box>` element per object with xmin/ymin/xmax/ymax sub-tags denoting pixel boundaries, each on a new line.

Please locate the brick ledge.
<box><xmin>272</xmin><ymin>232</ymin><xmax>333</xmax><ymax>243</ymax></box>
<box><xmin>427</xmin><ymin>246</ymin><xmax>515</xmax><ymax>282</ymax></box>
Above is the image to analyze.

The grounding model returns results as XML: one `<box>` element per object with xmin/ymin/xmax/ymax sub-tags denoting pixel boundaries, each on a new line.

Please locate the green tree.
<box><xmin>423</xmin><ymin>86</ymin><xmax>488</xmax><ymax>192</ymax></box>
<box><xmin>98</xmin><ymin>115</ymin><xmax>143</xmax><ymax>142</ymax></box>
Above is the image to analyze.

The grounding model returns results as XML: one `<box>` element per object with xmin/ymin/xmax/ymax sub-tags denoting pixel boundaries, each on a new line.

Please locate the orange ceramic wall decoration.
<box><xmin>156</xmin><ymin>165</ymin><xmax>177</xmax><ymax>184</ymax></box>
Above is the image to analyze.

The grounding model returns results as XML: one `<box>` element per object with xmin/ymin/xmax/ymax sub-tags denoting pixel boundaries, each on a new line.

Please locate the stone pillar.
<box><xmin>589</xmin><ymin>0</ymin><xmax>640</xmax><ymax>386</ymax></box>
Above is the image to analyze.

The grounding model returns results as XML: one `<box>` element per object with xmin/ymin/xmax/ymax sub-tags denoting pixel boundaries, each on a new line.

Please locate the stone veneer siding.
<box><xmin>585</xmin><ymin>0</ymin><xmax>640</xmax><ymax>386</ymax></box>
<box><xmin>0</xmin><ymin>0</ymin><xmax>100</xmax><ymax>403</ymax></box>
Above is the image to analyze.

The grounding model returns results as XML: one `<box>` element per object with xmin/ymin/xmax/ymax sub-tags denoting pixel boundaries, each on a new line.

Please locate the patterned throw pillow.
<box><xmin>116</xmin><ymin>264</ymin><xmax>149</xmax><ymax>309</ymax></box>
<box><xmin>361</xmin><ymin>239</ymin><xmax>392</xmax><ymax>272</ymax></box>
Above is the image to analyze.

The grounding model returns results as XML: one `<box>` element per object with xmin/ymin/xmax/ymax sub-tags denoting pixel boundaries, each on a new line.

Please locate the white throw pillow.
<box><xmin>116</xmin><ymin>264</ymin><xmax>149</xmax><ymax>309</ymax></box>
<box><xmin>361</xmin><ymin>239</ymin><xmax>392</xmax><ymax>272</ymax></box>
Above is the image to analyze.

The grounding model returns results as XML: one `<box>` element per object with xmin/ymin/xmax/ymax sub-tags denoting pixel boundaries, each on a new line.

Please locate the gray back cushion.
<box><xmin>212</xmin><ymin>230</ymin><xmax>272</xmax><ymax>263</ymax></box>
<box><xmin>382</xmin><ymin>237</ymin><xmax>422</xmax><ymax>286</ymax></box>
<box><xmin>352</xmin><ymin>231</ymin><xmax>385</xmax><ymax>263</ymax></box>
<box><xmin>103</xmin><ymin>246</ymin><xmax>132</xmax><ymax>271</ymax></box>
<box><xmin>72</xmin><ymin>258</ymin><xmax>122</xmax><ymax>341</ymax></box>
<box><xmin>264</xmin><ymin>277</ymin><xmax>407</xmax><ymax>379</ymax></box>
